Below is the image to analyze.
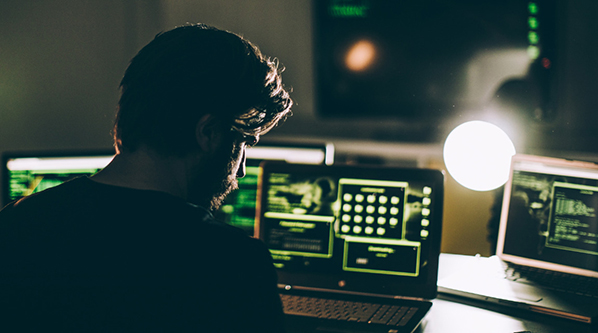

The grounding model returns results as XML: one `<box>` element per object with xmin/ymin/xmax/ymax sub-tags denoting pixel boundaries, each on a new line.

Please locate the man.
<box><xmin>0</xmin><ymin>23</ymin><xmax>292</xmax><ymax>332</ymax></box>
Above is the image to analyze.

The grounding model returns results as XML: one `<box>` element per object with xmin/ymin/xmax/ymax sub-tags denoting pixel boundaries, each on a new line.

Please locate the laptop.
<box><xmin>438</xmin><ymin>153</ymin><xmax>598</xmax><ymax>324</ymax></box>
<box><xmin>2</xmin><ymin>150</ymin><xmax>115</xmax><ymax>206</ymax></box>
<box><xmin>256</xmin><ymin>162</ymin><xmax>444</xmax><ymax>333</ymax></box>
<box><xmin>213</xmin><ymin>141</ymin><xmax>334</xmax><ymax>234</ymax></box>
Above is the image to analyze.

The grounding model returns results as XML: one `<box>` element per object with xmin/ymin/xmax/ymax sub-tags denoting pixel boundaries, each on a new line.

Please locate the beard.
<box><xmin>207</xmin><ymin>168</ymin><xmax>238</xmax><ymax>211</ymax></box>
<box><xmin>188</xmin><ymin>140</ymin><xmax>243</xmax><ymax>212</ymax></box>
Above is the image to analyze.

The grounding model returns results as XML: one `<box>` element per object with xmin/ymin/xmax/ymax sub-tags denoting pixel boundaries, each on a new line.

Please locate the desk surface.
<box><xmin>287</xmin><ymin>253</ymin><xmax>596</xmax><ymax>333</ymax></box>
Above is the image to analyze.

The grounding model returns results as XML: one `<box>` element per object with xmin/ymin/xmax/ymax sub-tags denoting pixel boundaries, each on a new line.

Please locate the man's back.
<box><xmin>0</xmin><ymin>177</ymin><xmax>285</xmax><ymax>332</ymax></box>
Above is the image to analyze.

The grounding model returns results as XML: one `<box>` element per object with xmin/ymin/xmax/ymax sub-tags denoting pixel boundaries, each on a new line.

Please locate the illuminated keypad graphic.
<box><xmin>337</xmin><ymin>179</ymin><xmax>408</xmax><ymax>240</ymax></box>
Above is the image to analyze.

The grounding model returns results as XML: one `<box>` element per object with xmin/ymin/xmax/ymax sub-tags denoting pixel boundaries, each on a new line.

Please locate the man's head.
<box><xmin>112</xmin><ymin>23</ymin><xmax>292</xmax><ymax>209</ymax></box>
<box><xmin>114</xmin><ymin>23</ymin><xmax>292</xmax><ymax>155</ymax></box>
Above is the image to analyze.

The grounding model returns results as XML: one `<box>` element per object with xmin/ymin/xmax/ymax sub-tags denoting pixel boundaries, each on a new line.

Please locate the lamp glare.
<box><xmin>443</xmin><ymin>121</ymin><xmax>516</xmax><ymax>191</ymax></box>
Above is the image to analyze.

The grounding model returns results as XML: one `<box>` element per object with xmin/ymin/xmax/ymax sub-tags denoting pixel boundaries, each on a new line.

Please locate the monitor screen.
<box><xmin>2</xmin><ymin>151</ymin><xmax>114</xmax><ymax>206</ymax></box>
<box><xmin>213</xmin><ymin>142</ymin><xmax>334</xmax><ymax>235</ymax></box>
<box><xmin>497</xmin><ymin>155</ymin><xmax>598</xmax><ymax>278</ymax></box>
<box><xmin>313</xmin><ymin>0</ymin><xmax>557</xmax><ymax>131</ymax></box>
<box><xmin>2</xmin><ymin>144</ymin><xmax>334</xmax><ymax>235</ymax></box>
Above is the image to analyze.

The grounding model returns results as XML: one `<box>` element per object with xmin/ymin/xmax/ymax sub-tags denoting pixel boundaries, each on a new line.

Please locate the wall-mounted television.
<box><xmin>313</xmin><ymin>0</ymin><xmax>557</xmax><ymax>136</ymax></box>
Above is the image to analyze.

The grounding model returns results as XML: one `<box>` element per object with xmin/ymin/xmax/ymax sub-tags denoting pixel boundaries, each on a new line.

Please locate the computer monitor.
<box><xmin>2</xmin><ymin>150</ymin><xmax>115</xmax><ymax>206</ymax></box>
<box><xmin>2</xmin><ymin>143</ymin><xmax>334</xmax><ymax>235</ymax></box>
<box><xmin>214</xmin><ymin>141</ymin><xmax>334</xmax><ymax>235</ymax></box>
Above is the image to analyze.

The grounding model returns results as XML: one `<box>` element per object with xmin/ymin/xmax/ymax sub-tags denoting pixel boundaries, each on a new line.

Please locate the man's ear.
<box><xmin>195</xmin><ymin>114</ymin><xmax>222</xmax><ymax>152</ymax></box>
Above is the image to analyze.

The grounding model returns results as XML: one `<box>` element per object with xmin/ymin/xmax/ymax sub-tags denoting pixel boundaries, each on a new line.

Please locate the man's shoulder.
<box><xmin>0</xmin><ymin>176</ymin><xmax>88</xmax><ymax>218</ymax></box>
<box><xmin>194</xmin><ymin>213</ymin><xmax>266</xmax><ymax>252</ymax></box>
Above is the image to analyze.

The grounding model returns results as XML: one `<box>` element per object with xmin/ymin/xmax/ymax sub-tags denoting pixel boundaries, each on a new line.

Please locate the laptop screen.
<box><xmin>257</xmin><ymin>162</ymin><xmax>444</xmax><ymax>299</ymax></box>
<box><xmin>2</xmin><ymin>151</ymin><xmax>114</xmax><ymax>206</ymax></box>
<box><xmin>213</xmin><ymin>142</ymin><xmax>334</xmax><ymax>234</ymax></box>
<box><xmin>497</xmin><ymin>154</ymin><xmax>598</xmax><ymax>278</ymax></box>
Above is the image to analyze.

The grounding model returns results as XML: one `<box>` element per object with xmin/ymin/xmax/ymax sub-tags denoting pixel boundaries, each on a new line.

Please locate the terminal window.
<box><xmin>546</xmin><ymin>182</ymin><xmax>598</xmax><ymax>255</ymax></box>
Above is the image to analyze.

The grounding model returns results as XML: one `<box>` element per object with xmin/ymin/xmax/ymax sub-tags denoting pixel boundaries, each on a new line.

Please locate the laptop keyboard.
<box><xmin>280</xmin><ymin>294</ymin><xmax>419</xmax><ymax>327</ymax></box>
<box><xmin>506</xmin><ymin>264</ymin><xmax>598</xmax><ymax>298</ymax></box>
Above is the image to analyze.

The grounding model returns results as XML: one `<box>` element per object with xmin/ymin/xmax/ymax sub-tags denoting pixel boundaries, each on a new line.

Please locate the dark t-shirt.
<box><xmin>0</xmin><ymin>177</ymin><xmax>285</xmax><ymax>332</ymax></box>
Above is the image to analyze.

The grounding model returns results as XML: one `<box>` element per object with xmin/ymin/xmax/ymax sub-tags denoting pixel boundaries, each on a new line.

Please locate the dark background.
<box><xmin>1</xmin><ymin>0</ymin><xmax>597</xmax><ymax>256</ymax></box>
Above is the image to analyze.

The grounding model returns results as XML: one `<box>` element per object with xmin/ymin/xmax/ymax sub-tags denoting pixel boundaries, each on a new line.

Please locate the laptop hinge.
<box><xmin>279</xmin><ymin>284</ymin><xmax>428</xmax><ymax>302</ymax></box>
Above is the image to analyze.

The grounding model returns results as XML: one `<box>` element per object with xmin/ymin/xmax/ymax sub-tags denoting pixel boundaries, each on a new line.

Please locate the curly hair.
<box><xmin>113</xmin><ymin>23</ymin><xmax>292</xmax><ymax>155</ymax></box>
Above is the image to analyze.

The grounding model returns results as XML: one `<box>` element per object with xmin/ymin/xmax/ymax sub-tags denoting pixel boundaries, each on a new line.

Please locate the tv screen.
<box><xmin>313</xmin><ymin>0</ymin><xmax>557</xmax><ymax>128</ymax></box>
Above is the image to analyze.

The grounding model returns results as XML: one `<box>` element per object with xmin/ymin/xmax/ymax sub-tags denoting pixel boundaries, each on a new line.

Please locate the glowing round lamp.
<box><xmin>443</xmin><ymin>120</ymin><xmax>516</xmax><ymax>191</ymax></box>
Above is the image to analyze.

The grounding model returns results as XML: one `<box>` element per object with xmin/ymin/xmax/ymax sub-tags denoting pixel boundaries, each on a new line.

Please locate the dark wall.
<box><xmin>0</xmin><ymin>0</ymin><xmax>161</xmax><ymax>154</ymax></box>
<box><xmin>547</xmin><ymin>0</ymin><xmax>598</xmax><ymax>153</ymax></box>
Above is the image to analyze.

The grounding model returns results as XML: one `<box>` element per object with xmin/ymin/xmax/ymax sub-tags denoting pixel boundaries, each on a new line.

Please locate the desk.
<box><xmin>286</xmin><ymin>254</ymin><xmax>596</xmax><ymax>332</ymax></box>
